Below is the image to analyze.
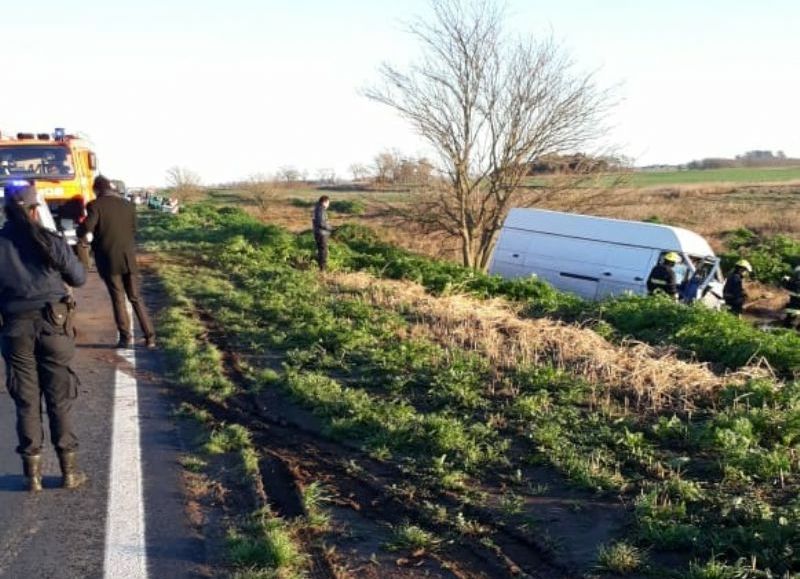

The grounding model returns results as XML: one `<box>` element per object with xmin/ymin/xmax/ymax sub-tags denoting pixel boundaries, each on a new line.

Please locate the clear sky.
<box><xmin>2</xmin><ymin>0</ymin><xmax>798</xmax><ymax>186</ymax></box>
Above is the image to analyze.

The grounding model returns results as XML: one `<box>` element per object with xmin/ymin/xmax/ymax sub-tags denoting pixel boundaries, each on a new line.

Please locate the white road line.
<box><xmin>104</xmin><ymin>306</ymin><xmax>148</xmax><ymax>579</ymax></box>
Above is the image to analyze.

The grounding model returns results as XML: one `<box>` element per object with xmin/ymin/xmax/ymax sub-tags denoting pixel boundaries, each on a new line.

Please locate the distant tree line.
<box><xmin>685</xmin><ymin>150</ymin><xmax>798</xmax><ymax>170</ymax></box>
<box><xmin>527</xmin><ymin>153</ymin><xmax>629</xmax><ymax>175</ymax></box>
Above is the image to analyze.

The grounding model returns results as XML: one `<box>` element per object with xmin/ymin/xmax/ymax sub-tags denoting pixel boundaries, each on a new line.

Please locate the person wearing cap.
<box><xmin>312</xmin><ymin>195</ymin><xmax>333</xmax><ymax>271</ymax></box>
<box><xmin>0</xmin><ymin>180</ymin><xmax>87</xmax><ymax>492</ymax></box>
<box><xmin>77</xmin><ymin>175</ymin><xmax>156</xmax><ymax>349</ymax></box>
<box><xmin>723</xmin><ymin>259</ymin><xmax>753</xmax><ymax>315</ymax></box>
<box><xmin>647</xmin><ymin>252</ymin><xmax>682</xmax><ymax>299</ymax></box>
<box><xmin>781</xmin><ymin>266</ymin><xmax>800</xmax><ymax>330</ymax></box>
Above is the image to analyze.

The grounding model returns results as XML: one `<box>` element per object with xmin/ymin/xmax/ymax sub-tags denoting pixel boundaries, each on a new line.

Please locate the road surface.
<box><xmin>0</xmin><ymin>270</ymin><xmax>205</xmax><ymax>579</ymax></box>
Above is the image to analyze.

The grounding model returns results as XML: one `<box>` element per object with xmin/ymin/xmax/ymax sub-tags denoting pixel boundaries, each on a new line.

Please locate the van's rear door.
<box><xmin>488</xmin><ymin>228</ymin><xmax>530</xmax><ymax>278</ymax></box>
<box><xmin>596</xmin><ymin>246</ymin><xmax>658</xmax><ymax>299</ymax></box>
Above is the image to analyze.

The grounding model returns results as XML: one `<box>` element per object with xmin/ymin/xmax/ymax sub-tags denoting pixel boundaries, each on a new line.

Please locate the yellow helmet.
<box><xmin>736</xmin><ymin>259</ymin><xmax>753</xmax><ymax>273</ymax></box>
<box><xmin>663</xmin><ymin>252</ymin><xmax>681</xmax><ymax>264</ymax></box>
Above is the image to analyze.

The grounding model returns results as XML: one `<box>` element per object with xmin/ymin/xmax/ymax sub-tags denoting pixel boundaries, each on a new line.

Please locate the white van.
<box><xmin>489</xmin><ymin>208</ymin><xmax>725</xmax><ymax>307</ymax></box>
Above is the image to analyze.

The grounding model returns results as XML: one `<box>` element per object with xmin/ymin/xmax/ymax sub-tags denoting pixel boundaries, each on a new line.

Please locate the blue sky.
<box><xmin>3</xmin><ymin>0</ymin><xmax>798</xmax><ymax>186</ymax></box>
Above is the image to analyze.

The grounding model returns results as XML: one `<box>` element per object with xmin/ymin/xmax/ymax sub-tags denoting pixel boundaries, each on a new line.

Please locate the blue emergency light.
<box><xmin>2</xmin><ymin>180</ymin><xmax>34</xmax><ymax>203</ymax></box>
<box><xmin>54</xmin><ymin>127</ymin><xmax>66</xmax><ymax>141</ymax></box>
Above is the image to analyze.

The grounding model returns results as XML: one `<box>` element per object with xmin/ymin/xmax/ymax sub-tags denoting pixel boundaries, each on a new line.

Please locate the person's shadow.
<box><xmin>76</xmin><ymin>343</ymin><xmax>122</xmax><ymax>350</ymax></box>
<box><xmin>0</xmin><ymin>474</ymin><xmax>61</xmax><ymax>491</ymax></box>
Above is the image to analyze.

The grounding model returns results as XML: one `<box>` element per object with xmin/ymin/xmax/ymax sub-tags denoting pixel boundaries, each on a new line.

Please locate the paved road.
<box><xmin>0</xmin><ymin>271</ymin><xmax>205</xmax><ymax>579</ymax></box>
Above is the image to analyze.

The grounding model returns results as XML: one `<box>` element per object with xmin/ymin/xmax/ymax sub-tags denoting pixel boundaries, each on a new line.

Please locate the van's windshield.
<box><xmin>689</xmin><ymin>256</ymin><xmax>721</xmax><ymax>283</ymax></box>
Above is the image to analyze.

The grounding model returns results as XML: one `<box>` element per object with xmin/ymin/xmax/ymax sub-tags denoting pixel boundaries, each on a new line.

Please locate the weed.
<box><xmin>227</xmin><ymin>509</ymin><xmax>306</xmax><ymax>574</ymax></box>
<box><xmin>301</xmin><ymin>481</ymin><xmax>331</xmax><ymax>529</ymax></box>
<box><xmin>179</xmin><ymin>455</ymin><xmax>208</xmax><ymax>473</ymax></box>
<box><xmin>386</xmin><ymin>523</ymin><xmax>440</xmax><ymax>553</ymax></box>
<box><xmin>204</xmin><ymin>424</ymin><xmax>253</xmax><ymax>455</ymax></box>
<box><xmin>499</xmin><ymin>491</ymin><xmax>525</xmax><ymax>516</ymax></box>
<box><xmin>595</xmin><ymin>541</ymin><xmax>646</xmax><ymax>575</ymax></box>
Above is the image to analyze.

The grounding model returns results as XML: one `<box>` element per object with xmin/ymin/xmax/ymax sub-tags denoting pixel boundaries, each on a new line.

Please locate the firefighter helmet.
<box><xmin>736</xmin><ymin>259</ymin><xmax>753</xmax><ymax>273</ymax></box>
<box><xmin>663</xmin><ymin>252</ymin><xmax>681</xmax><ymax>264</ymax></box>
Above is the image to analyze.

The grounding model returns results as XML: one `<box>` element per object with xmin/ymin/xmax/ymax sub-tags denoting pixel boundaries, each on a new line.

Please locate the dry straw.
<box><xmin>326</xmin><ymin>272</ymin><xmax>763</xmax><ymax>413</ymax></box>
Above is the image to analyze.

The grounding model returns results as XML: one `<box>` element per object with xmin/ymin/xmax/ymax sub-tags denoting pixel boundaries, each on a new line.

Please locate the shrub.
<box><xmin>721</xmin><ymin>228</ymin><xmax>800</xmax><ymax>284</ymax></box>
<box><xmin>328</xmin><ymin>199</ymin><xmax>366</xmax><ymax>215</ymax></box>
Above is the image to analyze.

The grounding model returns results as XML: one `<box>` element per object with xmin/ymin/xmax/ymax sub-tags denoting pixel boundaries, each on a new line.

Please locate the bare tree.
<box><xmin>315</xmin><ymin>168</ymin><xmax>337</xmax><ymax>185</ymax></box>
<box><xmin>241</xmin><ymin>173</ymin><xmax>281</xmax><ymax>216</ymax></box>
<box><xmin>165</xmin><ymin>166</ymin><xmax>202</xmax><ymax>200</ymax></box>
<box><xmin>349</xmin><ymin>163</ymin><xmax>371</xmax><ymax>182</ymax></box>
<box><xmin>277</xmin><ymin>165</ymin><xmax>301</xmax><ymax>185</ymax></box>
<box><xmin>372</xmin><ymin>150</ymin><xmax>401</xmax><ymax>185</ymax></box>
<box><xmin>365</xmin><ymin>0</ymin><xmax>613</xmax><ymax>270</ymax></box>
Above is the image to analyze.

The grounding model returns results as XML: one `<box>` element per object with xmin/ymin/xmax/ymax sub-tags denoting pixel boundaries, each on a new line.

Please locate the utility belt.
<box><xmin>45</xmin><ymin>297</ymin><xmax>78</xmax><ymax>338</ymax></box>
<box><xmin>0</xmin><ymin>297</ymin><xmax>77</xmax><ymax>337</ymax></box>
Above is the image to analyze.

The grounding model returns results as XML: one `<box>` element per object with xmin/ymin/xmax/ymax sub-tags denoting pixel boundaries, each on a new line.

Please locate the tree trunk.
<box><xmin>460</xmin><ymin>230</ymin><xmax>474</xmax><ymax>268</ymax></box>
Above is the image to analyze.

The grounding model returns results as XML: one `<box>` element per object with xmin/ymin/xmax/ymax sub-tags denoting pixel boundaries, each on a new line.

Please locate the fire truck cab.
<box><xmin>0</xmin><ymin>128</ymin><xmax>98</xmax><ymax>244</ymax></box>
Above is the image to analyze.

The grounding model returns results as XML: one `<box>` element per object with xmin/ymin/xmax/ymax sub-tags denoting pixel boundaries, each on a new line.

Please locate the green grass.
<box><xmin>520</xmin><ymin>166</ymin><xmax>800</xmax><ymax>189</ymax></box>
<box><xmin>386</xmin><ymin>523</ymin><xmax>441</xmax><ymax>553</ymax></box>
<box><xmin>144</xmin><ymin>205</ymin><xmax>800</xmax><ymax>577</ymax></box>
<box><xmin>621</xmin><ymin>166</ymin><xmax>800</xmax><ymax>188</ymax></box>
<box><xmin>595</xmin><ymin>541</ymin><xmax>646</xmax><ymax>575</ymax></box>
<box><xmin>720</xmin><ymin>228</ymin><xmax>800</xmax><ymax>284</ymax></box>
<box><xmin>227</xmin><ymin>509</ymin><xmax>306</xmax><ymax>575</ymax></box>
<box><xmin>332</xmin><ymin>223</ymin><xmax>800</xmax><ymax>377</ymax></box>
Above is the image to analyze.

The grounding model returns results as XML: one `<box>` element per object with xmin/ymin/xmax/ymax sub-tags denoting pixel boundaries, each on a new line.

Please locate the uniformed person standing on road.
<box><xmin>77</xmin><ymin>175</ymin><xmax>156</xmax><ymax>349</ymax></box>
<box><xmin>723</xmin><ymin>259</ymin><xmax>753</xmax><ymax>316</ymax></box>
<box><xmin>312</xmin><ymin>195</ymin><xmax>333</xmax><ymax>271</ymax></box>
<box><xmin>0</xmin><ymin>181</ymin><xmax>87</xmax><ymax>492</ymax></box>
<box><xmin>647</xmin><ymin>252</ymin><xmax>681</xmax><ymax>299</ymax></box>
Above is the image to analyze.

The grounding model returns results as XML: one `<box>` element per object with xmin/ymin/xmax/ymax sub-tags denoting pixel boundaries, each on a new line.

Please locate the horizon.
<box><xmin>3</xmin><ymin>0</ymin><xmax>798</xmax><ymax>187</ymax></box>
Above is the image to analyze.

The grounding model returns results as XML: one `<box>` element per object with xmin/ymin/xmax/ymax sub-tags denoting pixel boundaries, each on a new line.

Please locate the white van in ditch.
<box><xmin>488</xmin><ymin>208</ymin><xmax>725</xmax><ymax>307</ymax></box>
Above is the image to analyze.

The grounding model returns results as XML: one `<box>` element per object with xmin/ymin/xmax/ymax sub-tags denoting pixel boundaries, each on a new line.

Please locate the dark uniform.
<box><xmin>0</xmin><ymin>184</ymin><xmax>87</xmax><ymax>490</ymax></box>
<box><xmin>723</xmin><ymin>271</ymin><xmax>747</xmax><ymax>315</ymax></box>
<box><xmin>647</xmin><ymin>263</ymin><xmax>679</xmax><ymax>298</ymax></box>
<box><xmin>782</xmin><ymin>272</ymin><xmax>800</xmax><ymax>330</ymax></box>
<box><xmin>312</xmin><ymin>200</ymin><xmax>333</xmax><ymax>271</ymax></box>
<box><xmin>77</xmin><ymin>178</ymin><xmax>155</xmax><ymax>348</ymax></box>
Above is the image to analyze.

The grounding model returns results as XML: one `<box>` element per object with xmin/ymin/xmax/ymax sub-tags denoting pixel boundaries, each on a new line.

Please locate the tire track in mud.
<box><xmin>194</xmin><ymin>308</ymin><xmax>571</xmax><ymax>578</ymax></box>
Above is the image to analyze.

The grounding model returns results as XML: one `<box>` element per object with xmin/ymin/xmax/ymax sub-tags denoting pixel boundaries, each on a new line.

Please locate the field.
<box><xmin>143</xmin><ymin>202</ymin><xmax>800</xmax><ymax>578</ymax></box>
<box><xmin>619</xmin><ymin>166</ymin><xmax>800</xmax><ymax>188</ymax></box>
<box><xmin>201</xmin><ymin>173</ymin><xmax>800</xmax><ymax>314</ymax></box>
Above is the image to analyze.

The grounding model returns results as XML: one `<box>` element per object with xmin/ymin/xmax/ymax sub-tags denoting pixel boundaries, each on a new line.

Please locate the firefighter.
<box><xmin>0</xmin><ymin>181</ymin><xmax>87</xmax><ymax>491</ymax></box>
<box><xmin>723</xmin><ymin>259</ymin><xmax>753</xmax><ymax>315</ymax></box>
<box><xmin>312</xmin><ymin>195</ymin><xmax>333</xmax><ymax>271</ymax></box>
<box><xmin>647</xmin><ymin>252</ymin><xmax>681</xmax><ymax>299</ymax></box>
<box><xmin>782</xmin><ymin>266</ymin><xmax>800</xmax><ymax>330</ymax></box>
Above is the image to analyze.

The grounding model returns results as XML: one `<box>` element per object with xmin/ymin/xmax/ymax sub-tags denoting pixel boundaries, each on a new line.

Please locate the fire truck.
<box><xmin>0</xmin><ymin>128</ymin><xmax>98</xmax><ymax>243</ymax></box>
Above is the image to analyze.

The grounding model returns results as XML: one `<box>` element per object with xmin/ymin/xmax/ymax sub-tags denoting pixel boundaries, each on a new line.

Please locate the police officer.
<box><xmin>312</xmin><ymin>195</ymin><xmax>333</xmax><ymax>271</ymax></box>
<box><xmin>0</xmin><ymin>181</ymin><xmax>87</xmax><ymax>491</ymax></box>
<box><xmin>782</xmin><ymin>266</ymin><xmax>800</xmax><ymax>330</ymax></box>
<box><xmin>647</xmin><ymin>252</ymin><xmax>681</xmax><ymax>299</ymax></box>
<box><xmin>723</xmin><ymin>259</ymin><xmax>753</xmax><ymax>316</ymax></box>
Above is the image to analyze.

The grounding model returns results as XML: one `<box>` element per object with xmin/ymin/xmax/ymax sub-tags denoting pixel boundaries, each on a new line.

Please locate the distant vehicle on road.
<box><xmin>489</xmin><ymin>208</ymin><xmax>725</xmax><ymax>308</ymax></box>
<box><xmin>125</xmin><ymin>187</ymin><xmax>144</xmax><ymax>205</ymax></box>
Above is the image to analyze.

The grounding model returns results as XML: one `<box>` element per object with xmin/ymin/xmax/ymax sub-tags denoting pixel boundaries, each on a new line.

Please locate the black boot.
<box><xmin>23</xmin><ymin>455</ymin><xmax>43</xmax><ymax>493</ymax></box>
<box><xmin>58</xmin><ymin>451</ymin><xmax>87</xmax><ymax>489</ymax></box>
